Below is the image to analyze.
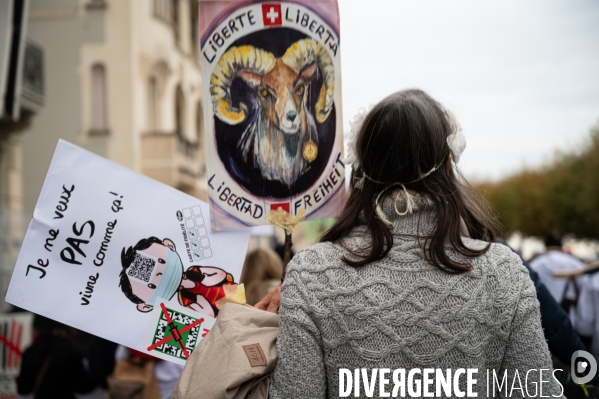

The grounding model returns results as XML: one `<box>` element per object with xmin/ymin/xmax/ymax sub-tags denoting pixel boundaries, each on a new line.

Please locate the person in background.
<box><xmin>498</xmin><ymin>239</ymin><xmax>586</xmax><ymax>365</ymax></box>
<box><xmin>17</xmin><ymin>315</ymin><xmax>96</xmax><ymax>399</ymax></box>
<box><xmin>113</xmin><ymin>345</ymin><xmax>184</xmax><ymax>399</ymax></box>
<box><xmin>573</xmin><ymin>270</ymin><xmax>599</xmax><ymax>359</ymax></box>
<box><xmin>530</xmin><ymin>234</ymin><xmax>585</xmax><ymax>309</ymax></box>
<box><xmin>241</xmin><ymin>248</ymin><xmax>283</xmax><ymax>306</ymax></box>
<box><xmin>77</xmin><ymin>331</ymin><xmax>118</xmax><ymax>395</ymax></box>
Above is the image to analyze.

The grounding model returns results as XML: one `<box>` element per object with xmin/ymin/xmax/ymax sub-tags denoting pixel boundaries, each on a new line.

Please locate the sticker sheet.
<box><xmin>144</xmin><ymin>299</ymin><xmax>216</xmax><ymax>365</ymax></box>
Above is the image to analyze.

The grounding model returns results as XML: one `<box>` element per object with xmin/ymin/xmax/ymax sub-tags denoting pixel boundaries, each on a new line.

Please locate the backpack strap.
<box><xmin>33</xmin><ymin>355</ymin><xmax>52</xmax><ymax>398</ymax></box>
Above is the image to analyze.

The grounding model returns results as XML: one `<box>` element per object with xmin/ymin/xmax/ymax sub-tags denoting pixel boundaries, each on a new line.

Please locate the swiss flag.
<box><xmin>270</xmin><ymin>202</ymin><xmax>290</xmax><ymax>213</ymax></box>
<box><xmin>262</xmin><ymin>4</ymin><xmax>282</xmax><ymax>26</ymax></box>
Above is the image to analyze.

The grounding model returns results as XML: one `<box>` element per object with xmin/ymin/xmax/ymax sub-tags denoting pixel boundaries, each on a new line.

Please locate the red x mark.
<box><xmin>0</xmin><ymin>332</ymin><xmax>22</xmax><ymax>358</ymax></box>
<box><xmin>146</xmin><ymin>303</ymin><xmax>204</xmax><ymax>359</ymax></box>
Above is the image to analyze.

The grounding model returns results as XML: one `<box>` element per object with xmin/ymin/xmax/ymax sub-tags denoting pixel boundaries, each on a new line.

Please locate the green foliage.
<box><xmin>476</xmin><ymin>126</ymin><xmax>599</xmax><ymax>238</ymax></box>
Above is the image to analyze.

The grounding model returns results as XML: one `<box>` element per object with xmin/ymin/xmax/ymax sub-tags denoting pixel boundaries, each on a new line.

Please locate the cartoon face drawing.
<box><xmin>119</xmin><ymin>237</ymin><xmax>182</xmax><ymax>313</ymax></box>
<box><xmin>119</xmin><ymin>236</ymin><xmax>236</xmax><ymax>317</ymax></box>
<box><xmin>128</xmin><ymin>241</ymin><xmax>172</xmax><ymax>301</ymax></box>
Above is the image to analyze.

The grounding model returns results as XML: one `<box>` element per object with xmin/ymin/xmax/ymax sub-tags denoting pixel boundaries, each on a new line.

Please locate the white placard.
<box><xmin>5</xmin><ymin>140</ymin><xmax>250</xmax><ymax>361</ymax></box>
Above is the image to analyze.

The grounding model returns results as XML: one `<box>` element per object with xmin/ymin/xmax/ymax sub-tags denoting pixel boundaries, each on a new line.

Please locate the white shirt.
<box><xmin>574</xmin><ymin>272</ymin><xmax>599</xmax><ymax>359</ymax></box>
<box><xmin>529</xmin><ymin>251</ymin><xmax>585</xmax><ymax>302</ymax></box>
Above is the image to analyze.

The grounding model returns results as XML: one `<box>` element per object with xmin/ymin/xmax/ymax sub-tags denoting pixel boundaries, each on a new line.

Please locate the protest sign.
<box><xmin>0</xmin><ymin>313</ymin><xmax>33</xmax><ymax>397</ymax></box>
<box><xmin>200</xmin><ymin>0</ymin><xmax>345</xmax><ymax>230</ymax></box>
<box><xmin>5</xmin><ymin>140</ymin><xmax>250</xmax><ymax>364</ymax></box>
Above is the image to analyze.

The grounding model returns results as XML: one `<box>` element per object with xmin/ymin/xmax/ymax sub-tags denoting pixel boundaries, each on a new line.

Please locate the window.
<box><xmin>164</xmin><ymin>0</ymin><xmax>171</xmax><ymax>20</ymax></box>
<box><xmin>190</xmin><ymin>0</ymin><xmax>199</xmax><ymax>59</ymax></box>
<box><xmin>153</xmin><ymin>0</ymin><xmax>179</xmax><ymax>44</ymax></box>
<box><xmin>196</xmin><ymin>101</ymin><xmax>203</xmax><ymax>147</ymax></box>
<box><xmin>86</xmin><ymin>0</ymin><xmax>107</xmax><ymax>9</ymax></box>
<box><xmin>175</xmin><ymin>85</ymin><xmax>186</xmax><ymax>137</ymax></box>
<box><xmin>148</xmin><ymin>77</ymin><xmax>160</xmax><ymax>131</ymax></box>
<box><xmin>91</xmin><ymin>64</ymin><xmax>108</xmax><ymax>133</ymax></box>
<box><xmin>172</xmin><ymin>0</ymin><xmax>180</xmax><ymax>44</ymax></box>
<box><xmin>153</xmin><ymin>0</ymin><xmax>171</xmax><ymax>21</ymax></box>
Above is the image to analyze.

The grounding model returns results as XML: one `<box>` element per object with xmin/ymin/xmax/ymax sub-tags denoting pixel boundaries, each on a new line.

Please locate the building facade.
<box><xmin>1</xmin><ymin>0</ymin><xmax>45</xmax><ymax>313</ymax></box>
<box><xmin>22</xmin><ymin>0</ymin><xmax>207</xmax><ymax>218</ymax></box>
<box><xmin>0</xmin><ymin>0</ymin><xmax>206</xmax><ymax>311</ymax></box>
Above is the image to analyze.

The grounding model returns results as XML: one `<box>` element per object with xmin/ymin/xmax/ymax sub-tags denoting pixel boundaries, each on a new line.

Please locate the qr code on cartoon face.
<box><xmin>128</xmin><ymin>253</ymin><xmax>156</xmax><ymax>282</ymax></box>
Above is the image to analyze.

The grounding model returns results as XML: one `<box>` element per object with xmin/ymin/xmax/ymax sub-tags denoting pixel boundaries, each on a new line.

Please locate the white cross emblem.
<box><xmin>266</xmin><ymin>7</ymin><xmax>279</xmax><ymax>23</ymax></box>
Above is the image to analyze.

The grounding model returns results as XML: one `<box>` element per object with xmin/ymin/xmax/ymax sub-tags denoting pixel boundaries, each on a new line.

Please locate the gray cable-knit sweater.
<box><xmin>269</xmin><ymin>198</ymin><xmax>565</xmax><ymax>398</ymax></box>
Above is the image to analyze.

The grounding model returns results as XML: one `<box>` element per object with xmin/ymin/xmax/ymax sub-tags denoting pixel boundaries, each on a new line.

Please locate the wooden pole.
<box><xmin>281</xmin><ymin>230</ymin><xmax>293</xmax><ymax>282</ymax></box>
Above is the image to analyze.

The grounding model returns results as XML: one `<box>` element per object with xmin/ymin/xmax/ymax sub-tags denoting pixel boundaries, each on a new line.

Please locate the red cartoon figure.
<box><xmin>119</xmin><ymin>236</ymin><xmax>236</xmax><ymax>317</ymax></box>
<box><xmin>177</xmin><ymin>266</ymin><xmax>236</xmax><ymax>317</ymax></box>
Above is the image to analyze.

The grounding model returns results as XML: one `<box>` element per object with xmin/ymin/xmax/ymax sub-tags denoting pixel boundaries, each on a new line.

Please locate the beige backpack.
<box><xmin>171</xmin><ymin>303</ymin><xmax>279</xmax><ymax>399</ymax></box>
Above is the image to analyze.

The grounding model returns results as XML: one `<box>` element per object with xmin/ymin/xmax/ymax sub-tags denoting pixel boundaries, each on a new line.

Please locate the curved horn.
<box><xmin>282</xmin><ymin>39</ymin><xmax>334</xmax><ymax>123</ymax></box>
<box><xmin>210</xmin><ymin>46</ymin><xmax>276</xmax><ymax>125</ymax></box>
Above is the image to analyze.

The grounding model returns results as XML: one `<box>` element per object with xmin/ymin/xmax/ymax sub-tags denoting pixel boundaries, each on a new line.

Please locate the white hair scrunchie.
<box><xmin>447</xmin><ymin>128</ymin><xmax>466</xmax><ymax>163</ymax></box>
<box><xmin>344</xmin><ymin>105</ymin><xmax>373</xmax><ymax>169</ymax></box>
<box><xmin>445</xmin><ymin>110</ymin><xmax>466</xmax><ymax>163</ymax></box>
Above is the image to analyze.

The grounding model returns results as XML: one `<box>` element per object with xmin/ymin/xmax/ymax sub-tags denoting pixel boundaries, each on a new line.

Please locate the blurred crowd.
<box><xmin>509</xmin><ymin>234</ymin><xmax>599</xmax><ymax>397</ymax></box>
<box><xmin>7</xmin><ymin>233</ymin><xmax>599</xmax><ymax>398</ymax></box>
<box><xmin>527</xmin><ymin>235</ymin><xmax>599</xmax><ymax>362</ymax></box>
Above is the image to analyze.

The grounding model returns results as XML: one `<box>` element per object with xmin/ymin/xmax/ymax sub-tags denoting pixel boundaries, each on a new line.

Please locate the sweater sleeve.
<box><xmin>269</xmin><ymin>258</ymin><xmax>327</xmax><ymax>399</ymax></box>
<box><xmin>498</xmin><ymin>258</ymin><xmax>565</xmax><ymax>399</ymax></box>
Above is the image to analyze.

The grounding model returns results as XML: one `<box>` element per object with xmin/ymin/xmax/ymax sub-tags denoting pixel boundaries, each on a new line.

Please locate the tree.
<box><xmin>476</xmin><ymin>125</ymin><xmax>599</xmax><ymax>238</ymax></box>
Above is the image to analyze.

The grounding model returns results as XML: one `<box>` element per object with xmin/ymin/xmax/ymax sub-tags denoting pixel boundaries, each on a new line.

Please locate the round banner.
<box><xmin>200</xmin><ymin>1</ymin><xmax>345</xmax><ymax>230</ymax></box>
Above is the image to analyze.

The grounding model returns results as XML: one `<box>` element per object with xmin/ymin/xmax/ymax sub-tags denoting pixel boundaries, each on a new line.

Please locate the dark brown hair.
<box><xmin>240</xmin><ymin>248</ymin><xmax>283</xmax><ymax>305</ymax></box>
<box><xmin>321</xmin><ymin>89</ymin><xmax>500</xmax><ymax>272</ymax></box>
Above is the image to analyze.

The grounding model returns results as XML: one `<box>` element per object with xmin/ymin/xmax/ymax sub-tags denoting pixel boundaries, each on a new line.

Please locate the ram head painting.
<box><xmin>210</xmin><ymin>39</ymin><xmax>335</xmax><ymax>188</ymax></box>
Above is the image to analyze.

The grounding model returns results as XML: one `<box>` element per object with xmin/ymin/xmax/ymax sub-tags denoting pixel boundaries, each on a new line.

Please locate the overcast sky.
<box><xmin>337</xmin><ymin>0</ymin><xmax>599</xmax><ymax>181</ymax></box>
